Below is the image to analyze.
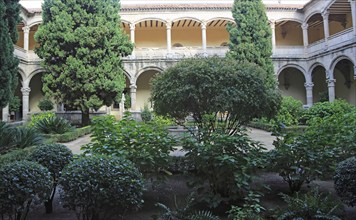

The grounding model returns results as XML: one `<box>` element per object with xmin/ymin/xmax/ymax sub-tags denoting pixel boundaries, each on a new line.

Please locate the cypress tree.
<box><xmin>0</xmin><ymin>0</ymin><xmax>20</xmax><ymax>109</ymax></box>
<box><xmin>228</xmin><ymin>0</ymin><xmax>274</xmax><ymax>82</ymax></box>
<box><xmin>35</xmin><ymin>0</ymin><xmax>133</xmax><ymax>126</ymax></box>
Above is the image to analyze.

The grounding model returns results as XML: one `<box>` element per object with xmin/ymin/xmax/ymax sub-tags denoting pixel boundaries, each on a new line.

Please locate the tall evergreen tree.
<box><xmin>0</xmin><ymin>0</ymin><xmax>20</xmax><ymax>109</ymax></box>
<box><xmin>35</xmin><ymin>0</ymin><xmax>133</xmax><ymax>126</ymax></box>
<box><xmin>228</xmin><ymin>0</ymin><xmax>274</xmax><ymax>82</ymax></box>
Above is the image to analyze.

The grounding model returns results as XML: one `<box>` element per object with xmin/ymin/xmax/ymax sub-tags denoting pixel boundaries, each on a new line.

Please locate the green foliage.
<box><xmin>0</xmin><ymin>147</ymin><xmax>35</xmax><ymax>167</ymax></box>
<box><xmin>334</xmin><ymin>157</ymin><xmax>356</xmax><ymax>207</ymax></box>
<box><xmin>35</xmin><ymin>116</ymin><xmax>74</xmax><ymax>134</ymax></box>
<box><xmin>38</xmin><ymin>98</ymin><xmax>54</xmax><ymax>111</ymax></box>
<box><xmin>271</xmin><ymin>96</ymin><xmax>304</xmax><ymax>127</ymax></box>
<box><xmin>59</xmin><ymin>155</ymin><xmax>144</xmax><ymax>220</ymax></box>
<box><xmin>183</xmin><ymin>132</ymin><xmax>266</xmax><ymax>207</ymax></box>
<box><xmin>43</xmin><ymin>125</ymin><xmax>92</xmax><ymax>144</ymax></box>
<box><xmin>29</xmin><ymin>144</ymin><xmax>73</xmax><ymax>213</ymax></box>
<box><xmin>35</xmin><ymin>0</ymin><xmax>133</xmax><ymax>126</ymax></box>
<box><xmin>28</xmin><ymin>112</ymin><xmax>56</xmax><ymax>127</ymax></box>
<box><xmin>156</xmin><ymin>195</ymin><xmax>220</xmax><ymax>220</ymax></box>
<box><xmin>151</xmin><ymin>57</ymin><xmax>281</xmax><ymax>139</ymax></box>
<box><xmin>141</xmin><ymin>104</ymin><xmax>153</xmax><ymax>122</ymax></box>
<box><xmin>9</xmin><ymin>96</ymin><xmax>21</xmax><ymax>112</ymax></box>
<box><xmin>227</xmin><ymin>0</ymin><xmax>275</xmax><ymax>85</ymax></box>
<box><xmin>0</xmin><ymin>160</ymin><xmax>52</xmax><ymax>220</ymax></box>
<box><xmin>82</xmin><ymin>115</ymin><xmax>175</xmax><ymax>174</ymax></box>
<box><xmin>276</xmin><ymin>188</ymin><xmax>344</xmax><ymax>220</ymax></box>
<box><xmin>0</xmin><ymin>123</ymin><xmax>43</xmax><ymax>154</ymax></box>
<box><xmin>302</xmin><ymin>100</ymin><xmax>355</xmax><ymax>123</ymax></box>
<box><xmin>124</xmin><ymin>93</ymin><xmax>131</xmax><ymax>109</ymax></box>
<box><xmin>228</xmin><ymin>192</ymin><xmax>265</xmax><ymax>220</ymax></box>
<box><xmin>0</xmin><ymin>0</ymin><xmax>20</xmax><ymax>108</ymax></box>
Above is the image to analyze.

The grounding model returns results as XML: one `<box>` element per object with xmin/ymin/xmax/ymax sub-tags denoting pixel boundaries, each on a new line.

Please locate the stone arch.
<box><xmin>120</xmin><ymin>20</ymin><xmax>131</xmax><ymax>36</ymax></box>
<box><xmin>278</xmin><ymin>66</ymin><xmax>307</xmax><ymax>104</ymax></box>
<box><xmin>206</xmin><ymin>17</ymin><xmax>235</xmax><ymax>24</ymax></box>
<box><xmin>332</xmin><ymin>58</ymin><xmax>355</xmax><ymax>105</ymax></box>
<box><xmin>27</xmin><ymin>68</ymin><xmax>46</xmax><ymax>86</ymax></box>
<box><xmin>306</xmin><ymin>13</ymin><xmax>325</xmax><ymax>44</ymax></box>
<box><xmin>134</xmin><ymin>18</ymin><xmax>167</xmax><ymax>48</ymax></box>
<box><xmin>18</xmin><ymin>68</ymin><xmax>26</xmax><ymax>87</ymax></box>
<box><xmin>28</xmin><ymin>21</ymin><xmax>42</xmax><ymax>28</ymax></box>
<box><xmin>135</xmin><ymin>66</ymin><xmax>163</xmax><ymax>110</ymax></box>
<box><xmin>277</xmin><ymin>64</ymin><xmax>307</xmax><ymax>80</ymax></box>
<box><xmin>134</xmin><ymin>18</ymin><xmax>167</xmax><ymax>26</ymax></box>
<box><xmin>171</xmin><ymin>18</ymin><xmax>203</xmax><ymax>47</ymax></box>
<box><xmin>326</xmin><ymin>0</ymin><xmax>353</xmax><ymax>36</ymax></box>
<box><xmin>275</xmin><ymin>18</ymin><xmax>303</xmax><ymax>24</ymax></box>
<box><xmin>304</xmin><ymin>11</ymin><xmax>324</xmax><ymax>24</ymax></box>
<box><xmin>275</xmin><ymin>19</ymin><xmax>303</xmax><ymax>46</ymax></box>
<box><xmin>206</xmin><ymin>18</ymin><xmax>234</xmax><ymax>47</ymax></box>
<box><xmin>329</xmin><ymin>55</ymin><xmax>355</xmax><ymax>75</ymax></box>
<box><xmin>310</xmin><ymin>64</ymin><xmax>328</xmax><ymax>103</ymax></box>
<box><xmin>172</xmin><ymin>17</ymin><xmax>203</xmax><ymax>24</ymax></box>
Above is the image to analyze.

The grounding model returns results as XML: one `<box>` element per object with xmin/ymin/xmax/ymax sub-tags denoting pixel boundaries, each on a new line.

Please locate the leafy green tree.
<box><xmin>35</xmin><ymin>0</ymin><xmax>133</xmax><ymax>126</ymax></box>
<box><xmin>0</xmin><ymin>0</ymin><xmax>20</xmax><ymax>108</ymax></box>
<box><xmin>151</xmin><ymin>56</ymin><xmax>280</xmax><ymax>139</ymax></box>
<box><xmin>228</xmin><ymin>0</ymin><xmax>275</xmax><ymax>85</ymax></box>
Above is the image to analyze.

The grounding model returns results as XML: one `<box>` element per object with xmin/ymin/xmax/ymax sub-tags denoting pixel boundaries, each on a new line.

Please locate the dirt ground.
<box><xmin>26</xmin><ymin>172</ymin><xmax>356</xmax><ymax>220</ymax></box>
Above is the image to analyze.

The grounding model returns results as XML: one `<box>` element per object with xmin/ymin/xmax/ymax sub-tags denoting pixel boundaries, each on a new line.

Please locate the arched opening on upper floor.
<box><xmin>29</xmin><ymin>72</ymin><xmax>45</xmax><ymax>113</ymax></box>
<box><xmin>307</xmin><ymin>13</ymin><xmax>325</xmax><ymax>44</ymax></box>
<box><xmin>333</xmin><ymin>59</ymin><xmax>355</xmax><ymax>105</ymax></box>
<box><xmin>136</xmin><ymin>69</ymin><xmax>160</xmax><ymax>110</ymax></box>
<box><xmin>278</xmin><ymin>67</ymin><xmax>306</xmax><ymax>104</ymax></box>
<box><xmin>328</xmin><ymin>0</ymin><xmax>353</xmax><ymax>36</ymax></box>
<box><xmin>275</xmin><ymin>20</ymin><xmax>303</xmax><ymax>46</ymax></box>
<box><xmin>311</xmin><ymin>65</ymin><xmax>328</xmax><ymax>103</ymax></box>
<box><xmin>120</xmin><ymin>21</ymin><xmax>130</xmax><ymax>37</ymax></box>
<box><xmin>135</xmin><ymin>19</ymin><xmax>166</xmax><ymax>48</ymax></box>
<box><xmin>171</xmin><ymin>18</ymin><xmax>202</xmax><ymax>47</ymax></box>
<box><xmin>29</xmin><ymin>24</ymin><xmax>40</xmax><ymax>50</ymax></box>
<box><xmin>15</xmin><ymin>22</ymin><xmax>25</xmax><ymax>49</ymax></box>
<box><xmin>206</xmin><ymin>19</ymin><xmax>234</xmax><ymax>47</ymax></box>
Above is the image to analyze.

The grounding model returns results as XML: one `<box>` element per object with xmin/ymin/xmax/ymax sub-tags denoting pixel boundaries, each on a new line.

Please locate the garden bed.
<box><xmin>43</xmin><ymin>126</ymin><xmax>92</xmax><ymax>144</ymax></box>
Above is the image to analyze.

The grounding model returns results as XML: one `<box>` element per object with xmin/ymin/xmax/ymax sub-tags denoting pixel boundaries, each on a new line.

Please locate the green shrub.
<box><xmin>9</xmin><ymin>96</ymin><xmax>21</xmax><ymax>112</ymax></box>
<box><xmin>275</xmin><ymin>188</ymin><xmax>344</xmax><ymax>220</ymax></box>
<box><xmin>228</xmin><ymin>192</ymin><xmax>265</xmax><ymax>220</ymax></box>
<box><xmin>0</xmin><ymin>161</ymin><xmax>52</xmax><ymax>220</ymax></box>
<box><xmin>35</xmin><ymin>116</ymin><xmax>73</xmax><ymax>134</ymax></box>
<box><xmin>29</xmin><ymin>144</ymin><xmax>73</xmax><ymax>213</ymax></box>
<box><xmin>334</xmin><ymin>157</ymin><xmax>356</xmax><ymax>207</ymax></box>
<box><xmin>28</xmin><ymin>111</ymin><xmax>56</xmax><ymax>127</ymax></box>
<box><xmin>272</xmin><ymin>96</ymin><xmax>304</xmax><ymax>127</ymax></box>
<box><xmin>141</xmin><ymin>103</ymin><xmax>153</xmax><ymax>122</ymax></box>
<box><xmin>82</xmin><ymin>115</ymin><xmax>175</xmax><ymax>174</ymax></box>
<box><xmin>0</xmin><ymin>123</ymin><xmax>43</xmax><ymax>154</ymax></box>
<box><xmin>302</xmin><ymin>99</ymin><xmax>355</xmax><ymax>123</ymax></box>
<box><xmin>0</xmin><ymin>147</ymin><xmax>35</xmax><ymax>167</ymax></box>
<box><xmin>59</xmin><ymin>155</ymin><xmax>144</xmax><ymax>220</ymax></box>
<box><xmin>183</xmin><ymin>132</ymin><xmax>266</xmax><ymax>207</ymax></box>
<box><xmin>43</xmin><ymin>126</ymin><xmax>91</xmax><ymax>144</ymax></box>
<box><xmin>38</xmin><ymin>98</ymin><xmax>54</xmax><ymax>111</ymax></box>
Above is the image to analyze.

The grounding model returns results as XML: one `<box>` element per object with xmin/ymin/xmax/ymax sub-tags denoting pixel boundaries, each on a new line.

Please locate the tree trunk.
<box><xmin>82</xmin><ymin>109</ymin><xmax>90</xmax><ymax>127</ymax></box>
<box><xmin>44</xmin><ymin>200</ymin><xmax>53</xmax><ymax>214</ymax></box>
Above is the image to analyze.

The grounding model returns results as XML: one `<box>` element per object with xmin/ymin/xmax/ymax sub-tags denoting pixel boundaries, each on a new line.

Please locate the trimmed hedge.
<box><xmin>0</xmin><ymin>147</ymin><xmax>36</xmax><ymax>167</ymax></box>
<box><xmin>43</xmin><ymin>126</ymin><xmax>91</xmax><ymax>143</ymax></box>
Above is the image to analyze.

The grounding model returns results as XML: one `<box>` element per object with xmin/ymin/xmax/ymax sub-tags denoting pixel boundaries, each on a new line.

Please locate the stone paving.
<box><xmin>64</xmin><ymin>127</ymin><xmax>276</xmax><ymax>155</ymax></box>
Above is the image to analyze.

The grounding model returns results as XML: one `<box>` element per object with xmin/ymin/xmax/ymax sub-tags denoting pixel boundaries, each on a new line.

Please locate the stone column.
<box><xmin>166</xmin><ymin>22</ymin><xmax>172</xmax><ymax>55</ymax></box>
<box><xmin>302</xmin><ymin>22</ymin><xmax>309</xmax><ymax>51</ymax></box>
<box><xmin>270</xmin><ymin>21</ymin><xmax>276</xmax><ymax>54</ymax></box>
<box><xmin>129</xmin><ymin>23</ymin><xmax>135</xmax><ymax>58</ymax></box>
<box><xmin>322</xmin><ymin>11</ymin><xmax>330</xmax><ymax>46</ymax></box>
<box><xmin>2</xmin><ymin>105</ymin><xmax>9</xmax><ymax>122</ymax></box>
<box><xmin>22</xmin><ymin>26</ymin><xmax>30</xmax><ymax>51</ymax></box>
<box><xmin>201</xmin><ymin>22</ymin><xmax>207</xmax><ymax>57</ymax></box>
<box><xmin>130</xmin><ymin>84</ymin><xmax>137</xmax><ymax>110</ymax></box>
<box><xmin>354</xmin><ymin>65</ymin><xmax>356</xmax><ymax>80</ymax></box>
<box><xmin>21</xmin><ymin>87</ymin><xmax>31</xmax><ymax>121</ymax></box>
<box><xmin>327</xmin><ymin>79</ymin><xmax>336</xmax><ymax>102</ymax></box>
<box><xmin>304</xmin><ymin>82</ymin><xmax>314</xmax><ymax>107</ymax></box>
<box><xmin>349</xmin><ymin>0</ymin><xmax>356</xmax><ymax>36</ymax></box>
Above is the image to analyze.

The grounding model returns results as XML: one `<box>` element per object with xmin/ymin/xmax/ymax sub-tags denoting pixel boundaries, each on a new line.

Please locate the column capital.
<box><xmin>304</xmin><ymin>82</ymin><xmax>314</xmax><ymax>88</ymax></box>
<box><xmin>166</xmin><ymin>21</ymin><xmax>172</xmax><ymax>29</ymax></box>
<box><xmin>21</xmin><ymin>87</ymin><xmax>31</xmax><ymax>96</ymax></box>
<box><xmin>327</xmin><ymin>79</ymin><xmax>336</xmax><ymax>86</ymax></box>
<box><xmin>322</xmin><ymin>10</ymin><xmax>330</xmax><ymax>20</ymax></box>
<box><xmin>201</xmin><ymin>22</ymin><xmax>207</xmax><ymax>30</ymax></box>
<box><xmin>129</xmin><ymin>23</ymin><xmax>135</xmax><ymax>31</ymax></box>
<box><xmin>22</xmin><ymin>26</ymin><xmax>30</xmax><ymax>33</ymax></box>
<box><xmin>301</xmin><ymin>22</ymin><xmax>308</xmax><ymax>30</ymax></box>
<box><xmin>270</xmin><ymin>21</ymin><xmax>275</xmax><ymax>29</ymax></box>
<box><xmin>130</xmin><ymin>84</ymin><xmax>137</xmax><ymax>90</ymax></box>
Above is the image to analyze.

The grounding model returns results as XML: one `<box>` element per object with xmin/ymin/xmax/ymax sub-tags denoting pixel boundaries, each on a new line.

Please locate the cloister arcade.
<box><xmin>2</xmin><ymin>0</ymin><xmax>356</xmax><ymax>122</ymax></box>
